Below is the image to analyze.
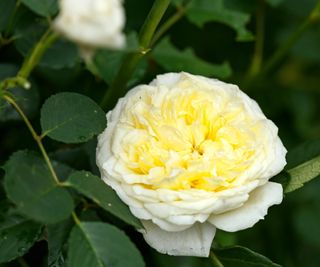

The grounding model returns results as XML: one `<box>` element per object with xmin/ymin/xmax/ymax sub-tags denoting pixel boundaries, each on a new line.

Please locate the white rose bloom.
<box><xmin>54</xmin><ymin>0</ymin><xmax>125</xmax><ymax>49</ymax></box>
<box><xmin>96</xmin><ymin>72</ymin><xmax>287</xmax><ymax>257</ymax></box>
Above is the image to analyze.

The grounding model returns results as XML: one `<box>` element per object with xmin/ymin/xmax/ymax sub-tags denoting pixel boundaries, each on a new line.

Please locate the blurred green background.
<box><xmin>1</xmin><ymin>0</ymin><xmax>320</xmax><ymax>266</ymax></box>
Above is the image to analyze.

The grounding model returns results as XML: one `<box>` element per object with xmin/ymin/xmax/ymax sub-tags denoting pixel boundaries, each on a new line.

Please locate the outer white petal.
<box><xmin>149</xmin><ymin>72</ymin><xmax>181</xmax><ymax>87</ymax></box>
<box><xmin>141</xmin><ymin>221</ymin><xmax>216</xmax><ymax>257</ymax></box>
<box><xmin>209</xmin><ymin>182</ymin><xmax>283</xmax><ymax>232</ymax></box>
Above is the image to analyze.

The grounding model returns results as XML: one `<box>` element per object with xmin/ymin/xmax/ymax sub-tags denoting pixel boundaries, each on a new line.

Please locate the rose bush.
<box><xmin>96</xmin><ymin>72</ymin><xmax>287</xmax><ymax>257</ymax></box>
<box><xmin>2</xmin><ymin>0</ymin><xmax>320</xmax><ymax>265</ymax></box>
<box><xmin>54</xmin><ymin>0</ymin><xmax>125</xmax><ymax>58</ymax></box>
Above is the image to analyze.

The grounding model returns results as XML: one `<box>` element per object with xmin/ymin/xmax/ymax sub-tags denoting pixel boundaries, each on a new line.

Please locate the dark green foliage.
<box><xmin>181</xmin><ymin>0</ymin><xmax>254</xmax><ymax>41</ymax></box>
<box><xmin>0</xmin><ymin>214</ymin><xmax>42</xmax><ymax>263</ymax></box>
<box><xmin>4</xmin><ymin>151</ymin><xmax>74</xmax><ymax>224</ymax></box>
<box><xmin>152</xmin><ymin>38</ymin><xmax>232</xmax><ymax>78</ymax></box>
<box><xmin>0</xmin><ymin>0</ymin><xmax>320</xmax><ymax>266</ymax></box>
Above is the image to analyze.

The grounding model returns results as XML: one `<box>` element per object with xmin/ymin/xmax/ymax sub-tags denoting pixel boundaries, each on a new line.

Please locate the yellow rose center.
<box><xmin>117</xmin><ymin>79</ymin><xmax>263</xmax><ymax>192</ymax></box>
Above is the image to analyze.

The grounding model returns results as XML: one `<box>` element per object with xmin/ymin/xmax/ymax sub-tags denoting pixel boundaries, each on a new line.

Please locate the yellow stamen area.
<box><xmin>117</xmin><ymin>79</ymin><xmax>262</xmax><ymax>192</ymax></box>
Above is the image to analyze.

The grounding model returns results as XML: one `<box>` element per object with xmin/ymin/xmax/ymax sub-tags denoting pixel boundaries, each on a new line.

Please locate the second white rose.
<box><xmin>54</xmin><ymin>0</ymin><xmax>125</xmax><ymax>49</ymax></box>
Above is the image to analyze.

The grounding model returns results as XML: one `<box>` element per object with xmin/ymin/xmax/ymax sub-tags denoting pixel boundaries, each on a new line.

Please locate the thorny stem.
<box><xmin>3</xmin><ymin>95</ymin><xmax>61</xmax><ymax>185</ymax></box>
<box><xmin>1</xmin><ymin>26</ymin><xmax>59</xmax><ymax>181</ymax></box>
<box><xmin>1</xmin><ymin>24</ymin><xmax>61</xmax><ymax>184</ymax></box>
<box><xmin>100</xmin><ymin>0</ymin><xmax>171</xmax><ymax>110</ymax></box>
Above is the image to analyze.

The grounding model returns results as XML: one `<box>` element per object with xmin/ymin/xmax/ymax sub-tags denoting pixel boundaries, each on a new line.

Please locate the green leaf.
<box><xmin>0</xmin><ymin>0</ymin><xmax>16</xmax><ymax>32</ymax></box>
<box><xmin>272</xmin><ymin>141</ymin><xmax>320</xmax><ymax>193</ymax></box>
<box><xmin>0</xmin><ymin>214</ymin><xmax>42</xmax><ymax>263</ymax></box>
<box><xmin>152</xmin><ymin>38</ymin><xmax>232</xmax><ymax>78</ymax></box>
<box><xmin>266</xmin><ymin>0</ymin><xmax>284</xmax><ymax>7</ymax></box>
<box><xmin>15</xmin><ymin>24</ymin><xmax>79</xmax><ymax>69</ymax></box>
<box><xmin>47</xmin><ymin>219</ymin><xmax>73</xmax><ymax>267</ymax></box>
<box><xmin>39</xmin><ymin>39</ymin><xmax>79</xmax><ymax>69</ymax></box>
<box><xmin>40</xmin><ymin>93</ymin><xmax>106</xmax><ymax>143</ymax></box>
<box><xmin>211</xmin><ymin>246</ymin><xmax>281</xmax><ymax>267</ymax></box>
<box><xmin>93</xmin><ymin>50</ymin><xmax>124</xmax><ymax>83</ymax></box>
<box><xmin>4</xmin><ymin>151</ymin><xmax>74</xmax><ymax>224</ymax></box>
<box><xmin>68</xmin><ymin>222</ymin><xmax>145</xmax><ymax>267</ymax></box>
<box><xmin>0</xmin><ymin>64</ymin><xmax>39</xmax><ymax>121</ymax></box>
<box><xmin>66</xmin><ymin>171</ymin><xmax>143</xmax><ymax>230</ymax></box>
<box><xmin>21</xmin><ymin>0</ymin><xmax>58</xmax><ymax>17</ymax></box>
<box><xmin>285</xmin><ymin>155</ymin><xmax>320</xmax><ymax>193</ymax></box>
<box><xmin>183</xmin><ymin>0</ymin><xmax>253</xmax><ymax>41</ymax></box>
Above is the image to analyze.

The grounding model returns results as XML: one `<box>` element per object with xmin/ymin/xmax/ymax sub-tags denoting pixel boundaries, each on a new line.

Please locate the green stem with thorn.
<box><xmin>100</xmin><ymin>0</ymin><xmax>171</xmax><ymax>110</ymax></box>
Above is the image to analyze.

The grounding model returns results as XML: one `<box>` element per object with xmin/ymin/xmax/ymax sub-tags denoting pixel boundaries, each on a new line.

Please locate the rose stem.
<box><xmin>150</xmin><ymin>0</ymin><xmax>192</xmax><ymax>46</ymax></box>
<box><xmin>3</xmin><ymin>95</ymin><xmax>61</xmax><ymax>185</ymax></box>
<box><xmin>100</xmin><ymin>0</ymin><xmax>171</xmax><ymax>110</ymax></box>
<box><xmin>1</xmin><ymin>26</ymin><xmax>61</xmax><ymax>184</ymax></box>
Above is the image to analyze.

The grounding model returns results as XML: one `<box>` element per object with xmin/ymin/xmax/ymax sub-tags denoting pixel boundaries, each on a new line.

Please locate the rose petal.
<box><xmin>141</xmin><ymin>221</ymin><xmax>216</xmax><ymax>257</ymax></box>
<box><xmin>209</xmin><ymin>182</ymin><xmax>283</xmax><ymax>232</ymax></box>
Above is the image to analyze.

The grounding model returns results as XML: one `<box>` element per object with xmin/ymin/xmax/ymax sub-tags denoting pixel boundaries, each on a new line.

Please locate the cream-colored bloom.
<box><xmin>96</xmin><ymin>72</ymin><xmax>287</xmax><ymax>257</ymax></box>
<box><xmin>54</xmin><ymin>0</ymin><xmax>125</xmax><ymax>50</ymax></box>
